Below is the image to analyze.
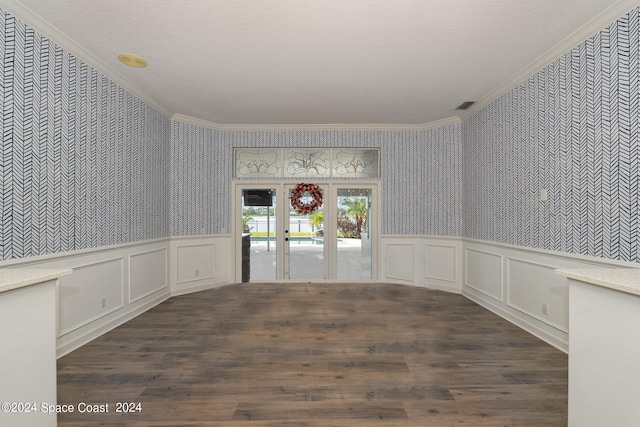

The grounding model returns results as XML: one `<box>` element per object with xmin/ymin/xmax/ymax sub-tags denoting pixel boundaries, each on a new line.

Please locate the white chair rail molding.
<box><xmin>555</xmin><ymin>267</ymin><xmax>640</xmax><ymax>427</ymax></box>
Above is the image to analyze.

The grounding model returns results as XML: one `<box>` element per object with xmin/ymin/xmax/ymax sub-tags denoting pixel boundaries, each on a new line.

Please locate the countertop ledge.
<box><xmin>0</xmin><ymin>267</ymin><xmax>73</xmax><ymax>294</ymax></box>
<box><xmin>555</xmin><ymin>267</ymin><xmax>640</xmax><ymax>297</ymax></box>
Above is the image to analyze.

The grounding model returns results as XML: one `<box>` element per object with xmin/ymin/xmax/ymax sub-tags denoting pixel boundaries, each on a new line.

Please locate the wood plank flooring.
<box><xmin>57</xmin><ymin>283</ymin><xmax>567</xmax><ymax>426</ymax></box>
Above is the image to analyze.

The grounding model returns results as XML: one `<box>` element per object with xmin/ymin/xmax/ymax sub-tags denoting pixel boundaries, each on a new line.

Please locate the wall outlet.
<box><xmin>101</xmin><ymin>297</ymin><xmax>107</xmax><ymax>309</ymax></box>
<box><xmin>539</xmin><ymin>189</ymin><xmax>549</xmax><ymax>201</ymax></box>
<box><xmin>541</xmin><ymin>303</ymin><xmax>548</xmax><ymax>315</ymax></box>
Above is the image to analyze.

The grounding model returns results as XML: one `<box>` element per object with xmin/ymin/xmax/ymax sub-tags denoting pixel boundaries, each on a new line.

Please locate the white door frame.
<box><xmin>232</xmin><ymin>180</ymin><xmax>380</xmax><ymax>282</ymax></box>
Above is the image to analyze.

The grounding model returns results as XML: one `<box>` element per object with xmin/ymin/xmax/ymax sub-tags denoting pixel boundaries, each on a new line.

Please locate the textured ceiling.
<box><xmin>3</xmin><ymin>0</ymin><xmax>639</xmax><ymax>126</ymax></box>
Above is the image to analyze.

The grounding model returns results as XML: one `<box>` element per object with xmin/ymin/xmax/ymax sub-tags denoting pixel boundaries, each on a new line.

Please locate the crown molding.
<box><xmin>459</xmin><ymin>0</ymin><xmax>640</xmax><ymax>120</ymax></box>
<box><xmin>0</xmin><ymin>0</ymin><xmax>173</xmax><ymax>118</ymax></box>
<box><xmin>171</xmin><ymin>113</ymin><xmax>461</xmax><ymax>132</ymax></box>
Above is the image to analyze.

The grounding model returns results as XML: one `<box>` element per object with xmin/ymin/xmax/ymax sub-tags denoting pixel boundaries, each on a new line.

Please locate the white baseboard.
<box><xmin>170</xmin><ymin>280</ymin><xmax>233</xmax><ymax>297</ymax></box>
<box><xmin>463</xmin><ymin>286</ymin><xmax>568</xmax><ymax>353</ymax></box>
<box><xmin>56</xmin><ymin>292</ymin><xmax>170</xmax><ymax>357</ymax></box>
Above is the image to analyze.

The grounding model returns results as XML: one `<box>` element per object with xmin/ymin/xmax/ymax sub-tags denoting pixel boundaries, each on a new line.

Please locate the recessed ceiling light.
<box><xmin>117</xmin><ymin>53</ymin><xmax>147</xmax><ymax>68</ymax></box>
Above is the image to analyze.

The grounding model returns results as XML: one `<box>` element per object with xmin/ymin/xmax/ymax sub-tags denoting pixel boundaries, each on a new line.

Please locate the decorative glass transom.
<box><xmin>234</xmin><ymin>148</ymin><xmax>380</xmax><ymax>179</ymax></box>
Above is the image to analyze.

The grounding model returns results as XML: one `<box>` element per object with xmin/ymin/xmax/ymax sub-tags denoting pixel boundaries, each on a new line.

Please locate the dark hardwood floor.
<box><xmin>57</xmin><ymin>282</ymin><xmax>567</xmax><ymax>426</ymax></box>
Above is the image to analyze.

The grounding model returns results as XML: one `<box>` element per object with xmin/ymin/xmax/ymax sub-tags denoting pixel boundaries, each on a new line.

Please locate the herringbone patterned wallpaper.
<box><xmin>0</xmin><ymin>10</ymin><xmax>170</xmax><ymax>261</ymax></box>
<box><xmin>170</xmin><ymin>124</ymin><xmax>464</xmax><ymax>237</ymax></box>
<box><xmin>464</xmin><ymin>7</ymin><xmax>640</xmax><ymax>262</ymax></box>
<box><xmin>3</xmin><ymin>6</ymin><xmax>640</xmax><ymax>263</ymax></box>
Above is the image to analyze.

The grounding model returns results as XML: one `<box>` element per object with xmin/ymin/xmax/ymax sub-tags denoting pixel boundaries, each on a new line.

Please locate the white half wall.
<box><xmin>0</xmin><ymin>278</ymin><xmax>58</xmax><ymax>427</ymax></box>
<box><xmin>567</xmin><ymin>277</ymin><xmax>640</xmax><ymax>426</ymax></box>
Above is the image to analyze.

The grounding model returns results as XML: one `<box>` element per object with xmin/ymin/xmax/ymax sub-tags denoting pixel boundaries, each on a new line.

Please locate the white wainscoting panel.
<box><xmin>462</xmin><ymin>239</ymin><xmax>640</xmax><ymax>352</ymax></box>
<box><xmin>57</xmin><ymin>257</ymin><xmax>125</xmax><ymax>335</ymax></box>
<box><xmin>384</xmin><ymin>242</ymin><xmax>415</xmax><ymax>283</ymax></box>
<box><xmin>381</xmin><ymin>237</ymin><xmax>462</xmax><ymax>289</ymax></box>
<box><xmin>465</xmin><ymin>248</ymin><xmax>503</xmax><ymax>301</ymax></box>
<box><xmin>425</xmin><ymin>240</ymin><xmax>462</xmax><ymax>292</ymax></box>
<box><xmin>130</xmin><ymin>248</ymin><xmax>168</xmax><ymax>303</ymax></box>
<box><xmin>170</xmin><ymin>236</ymin><xmax>234</xmax><ymax>295</ymax></box>
<box><xmin>0</xmin><ymin>239</ymin><xmax>171</xmax><ymax>357</ymax></box>
<box><xmin>4</xmin><ymin>232</ymin><xmax>637</xmax><ymax>360</ymax></box>
<box><xmin>176</xmin><ymin>243</ymin><xmax>216</xmax><ymax>284</ymax></box>
<box><xmin>507</xmin><ymin>257</ymin><xmax>569</xmax><ymax>332</ymax></box>
<box><xmin>426</xmin><ymin>244</ymin><xmax>456</xmax><ymax>281</ymax></box>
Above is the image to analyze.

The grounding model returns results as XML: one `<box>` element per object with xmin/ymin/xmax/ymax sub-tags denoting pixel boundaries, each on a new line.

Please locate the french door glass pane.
<box><xmin>337</xmin><ymin>188</ymin><xmax>372</xmax><ymax>280</ymax></box>
<box><xmin>288</xmin><ymin>188</ymin><xmax>324</xmax><ymax>280</ymax></box>
<box><xmin>242</xmin><ymin>189</ymin><xmax>276</xmax><ymax>281</ymax></box>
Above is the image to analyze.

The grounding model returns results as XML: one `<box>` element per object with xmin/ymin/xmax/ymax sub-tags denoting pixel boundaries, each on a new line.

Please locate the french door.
<box><xmin>235</xmin><ymin>182</ymin><xmax>378</xmax><ymax>282</ymax></box>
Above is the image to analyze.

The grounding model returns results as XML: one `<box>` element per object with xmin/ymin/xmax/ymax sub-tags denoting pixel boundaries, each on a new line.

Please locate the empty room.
<box><xmin>2</xmin><ymin>1</ymin><xmax>640</xmax><ymax>426</ymax></box>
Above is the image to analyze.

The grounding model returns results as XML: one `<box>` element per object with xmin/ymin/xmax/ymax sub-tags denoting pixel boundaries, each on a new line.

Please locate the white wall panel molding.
<box><xmin>170</xmin><ymin>236</ymin><xmax>234</xmax><ymax>296</ymax></box>
<box><xmin>462</xmin><ymin>238</ymin><xmax>639</xmax><ymax>352</ymax></box>
<box><xmin>381</xmin><ymin>239</ymin><xmax>418</xmax><ymax>284</ymax></box>
<box><xmin>424</xmin><ymin>239</ymin><xmax>463</xmax><ymax>293</ymax></box>
<box><xmin>506</xmin><ymin>257</ymin><xmax>569</xmax><ymax>333</ymax></box>
<box><xmin>381</xmin><ymin>236</ymin><xmax>463</xmax><ymax>290</ymax></box>
<box><xmin>464</xmin><ymin>282</ymin><xmax>570</xmax><ymax>354</ymax></box>
<box><xmin>6</xmin><ymin>232</ymin><xmax>637</xmax><ymax>359</ymax></box>
<box><xmin>377</xmin><ymin>236</ymin><xmax>640</xmax><ymax>353</ymax></box>
<box><xmin>56</xmin><ymin>257</ymin><xmax>125</xmax><ymax>336</ymax></box>
<box><xmin>464</xmin><ymin>247</ymin><xmax>504</xmax><ymax>301</ymax></box>
<box><xmin>176</xmin><ymin>243</ymin><xmax>216</xmax><ymax>284</ymax></box>
<box><xmin>425</xmin><ymin>245</ymin><xmax>457</xmax><ymax>282</ymax></box>
<box><xmin>0</xmin><ymin>239</ymin><xmax>171</xmax><ymax>357</ymax></box>
<box><xmin>129</xmin><ymin>247</ymin><xmax>169</xmax><ymax>303</ymax></box>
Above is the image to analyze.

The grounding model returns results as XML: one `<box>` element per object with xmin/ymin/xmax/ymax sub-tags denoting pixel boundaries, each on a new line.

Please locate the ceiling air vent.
<box><xmin>455</xmin><ymin>101</ymin><xmax>475</xmax><ymax>110</ymax></box>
